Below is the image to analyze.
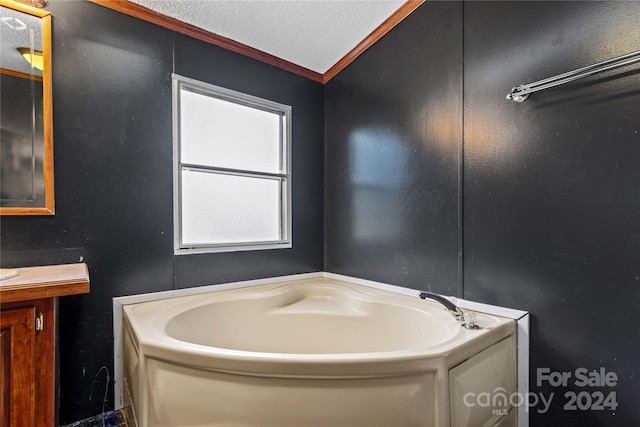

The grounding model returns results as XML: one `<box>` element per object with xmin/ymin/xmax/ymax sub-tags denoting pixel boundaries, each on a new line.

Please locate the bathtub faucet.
<box><xmin>418</xmin><ymin>292</ymin><xmax>479</xmax><ymax>329</ymax></box>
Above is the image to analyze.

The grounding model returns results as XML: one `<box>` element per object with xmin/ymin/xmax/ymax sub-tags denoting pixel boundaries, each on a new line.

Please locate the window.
<box><xmin>173</xmin><ymin>74</ymin><xmax>291</xmax><ymax>254</ymax></box>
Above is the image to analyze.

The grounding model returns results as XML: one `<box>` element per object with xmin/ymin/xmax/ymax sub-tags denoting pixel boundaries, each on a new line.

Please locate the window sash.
<box><xmin>179</xmin><ymin>88</ymin><xmax>285</xmax><ymax>174</ymax></box>
<box><xmin>172</xmin><ymin>74</ymin><xmax>292</xmax><ymax>254</ymax></box>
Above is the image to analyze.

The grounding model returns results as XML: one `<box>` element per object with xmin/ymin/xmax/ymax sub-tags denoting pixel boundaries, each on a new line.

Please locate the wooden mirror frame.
<box><xmin>0</xmin><ymin>0</ymin><xmax>53</xmax><ymax>215</ymax></box>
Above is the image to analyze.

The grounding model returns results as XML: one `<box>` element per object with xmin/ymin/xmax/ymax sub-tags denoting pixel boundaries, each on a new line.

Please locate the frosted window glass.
<box><xmin>180</xmin><ymin>89</ymin><xmax>282</xmax><ymax>173</ymax></box>
<box><xmin>180</xmin><ymin>170</ymin><xmax>282</xmax><ymax>246</ymax></box>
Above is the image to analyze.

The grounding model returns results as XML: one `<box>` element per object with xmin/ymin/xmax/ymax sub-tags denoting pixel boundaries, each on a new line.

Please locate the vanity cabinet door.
<box><xmin>0</xmin><ymin>264</ymin><xmax>88</xmax><ymax>427</ymax></box>
<box><xmin>0</xmin><ymin>306</ymin><xmax>36</xmax><ymax>427</ymax></box>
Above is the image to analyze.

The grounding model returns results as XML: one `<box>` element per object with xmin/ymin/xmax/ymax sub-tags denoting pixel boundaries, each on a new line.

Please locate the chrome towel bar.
<box><xmin>507</xmin><ymin>50</ymin><xmax>640</xmax><ymax>102</ymax></box>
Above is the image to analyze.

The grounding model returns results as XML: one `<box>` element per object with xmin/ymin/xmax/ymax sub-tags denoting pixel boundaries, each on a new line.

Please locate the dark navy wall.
<box><xmin>464</xmin><ymin>2</ymin><xmax>640</xmax><ymax>425</ymax></box>
<box><xmin>325</xmin><ymin>1</ymin><xmax>640</xmax><ymax>426</ymax></box>
<box><xmin>0</xmin><ymin>1</ymin><xmax>323</xmax><ymax>424</ymax></box>
<box><xmin>325</xmin><ymin>0</ymin><xmax>463</xmax><ymax>296</ymax></box>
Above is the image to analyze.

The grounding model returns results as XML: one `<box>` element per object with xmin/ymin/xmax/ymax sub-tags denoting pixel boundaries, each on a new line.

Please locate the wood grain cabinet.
<box><xmin>0</xmin><ymin>264</ymin><xmax>89</xmax><ymax>427</ymax></box>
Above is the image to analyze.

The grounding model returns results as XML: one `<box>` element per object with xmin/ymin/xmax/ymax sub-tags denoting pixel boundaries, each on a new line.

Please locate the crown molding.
<box><xmin>87</xmin><ymin>0</ymin><xmax>425</xmax><ymax>84</ymax></box>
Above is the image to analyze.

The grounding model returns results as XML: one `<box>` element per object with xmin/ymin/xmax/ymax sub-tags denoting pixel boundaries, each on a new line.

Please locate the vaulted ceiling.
<box><xmin>131</xmin><ymin>0</ymin><xmax>406</xmax><ymax>74</ymax></box>
<box><xmin>91</xmin><ymin>0</ymin><xmax>423</xmax><ymax>82</ymax></box>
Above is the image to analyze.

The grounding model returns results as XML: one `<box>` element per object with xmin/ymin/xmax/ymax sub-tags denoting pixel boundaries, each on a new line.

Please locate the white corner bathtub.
<box><xmin>122</xmin><ymin>278</ymin><xmax>517</xmax><ymax>427</ymax></box>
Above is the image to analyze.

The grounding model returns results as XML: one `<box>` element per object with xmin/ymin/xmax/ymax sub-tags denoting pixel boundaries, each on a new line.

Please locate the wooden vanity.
<box><xmin>0</xmin><ymin>263</ymin><xmax>89</xmax><ymax>427</ymax></box>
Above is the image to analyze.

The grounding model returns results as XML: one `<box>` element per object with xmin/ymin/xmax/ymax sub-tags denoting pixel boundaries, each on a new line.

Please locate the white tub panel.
<box><xmin>449</xmin><ymin>336</ymin><xmax>516</xmax><ymax>427</ymax></box>
<box><xmin>146</xmin><ymin>358</ymin><xmax>436</xmax><ymax>427</ymax></box>
<box><xmin>122</xmin><ymin>324</ymin><xmax>140</xmax><ymax>419</ymax></box>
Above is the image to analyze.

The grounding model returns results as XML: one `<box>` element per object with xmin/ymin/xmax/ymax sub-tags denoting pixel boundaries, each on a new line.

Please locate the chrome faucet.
<box><xmin>418</xmin><ymin>292</ymin><xmax>479</xmax><ymax>329</ymax></box>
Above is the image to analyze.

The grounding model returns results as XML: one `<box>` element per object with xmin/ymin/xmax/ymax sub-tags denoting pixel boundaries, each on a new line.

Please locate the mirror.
<box><xmin>0</xmin><ymin>0</ymin><xmax>53</xmax><ymax>215</ymax></box>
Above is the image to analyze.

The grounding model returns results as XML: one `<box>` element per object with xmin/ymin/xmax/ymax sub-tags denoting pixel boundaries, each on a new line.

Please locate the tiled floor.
<box><xmin>63</xmin><ymin>407</ymin><xmax>135</xmax><ymax>427</ymax></box>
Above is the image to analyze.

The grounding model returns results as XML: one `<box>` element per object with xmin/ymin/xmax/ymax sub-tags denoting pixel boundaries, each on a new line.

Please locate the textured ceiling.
<box><xmin>129</xmin><ymin>0</ymin><xmax>406</xmax><ymax>74</ymax></box>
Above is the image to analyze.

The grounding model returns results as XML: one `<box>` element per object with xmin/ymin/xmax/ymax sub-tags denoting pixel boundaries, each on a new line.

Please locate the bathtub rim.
<box><xmin>127</xmin><ymin>278</ymin><xmax>486</xmax><ymax>357</ymax></box>
<box><xmin>122</xmin><ymin>281</ymin><xmax>516</xmax><ymax>377</ymax></box>
<box><xmin>124</xmin><ymin>315</ymin><xmax>516</xmax><ymax>380</ymax></box>
<box><xmin>113</xmin><ymin>271</ymin><xmax>529</xmax><ymax>425</ymax></box>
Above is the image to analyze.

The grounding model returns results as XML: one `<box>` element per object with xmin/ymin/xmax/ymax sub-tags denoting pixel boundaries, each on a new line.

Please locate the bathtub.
<box><xmin>122</xmin><ymin>278</ymin><xmax>517</xmax><ymax>427</ymax></box>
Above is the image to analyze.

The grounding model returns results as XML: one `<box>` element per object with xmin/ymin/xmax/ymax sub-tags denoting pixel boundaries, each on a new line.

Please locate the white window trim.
<box><xmin>172</xmin><ymin>74</ymin><xmax>292</xmax><ymax>255</ymax></box>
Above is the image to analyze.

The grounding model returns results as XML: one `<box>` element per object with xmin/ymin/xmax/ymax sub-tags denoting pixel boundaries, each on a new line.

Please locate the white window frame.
<box><xmin>172</xmin><ymin>74</ymin><xmax>292</xmax><ymax>255</ymax></box>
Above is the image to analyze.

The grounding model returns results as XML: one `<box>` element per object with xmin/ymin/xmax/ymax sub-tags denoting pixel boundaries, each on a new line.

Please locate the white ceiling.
<box><xmin>130</xmin><ymin>0</ymin><xmax>406</xmax><ymax>74</ymax></box>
